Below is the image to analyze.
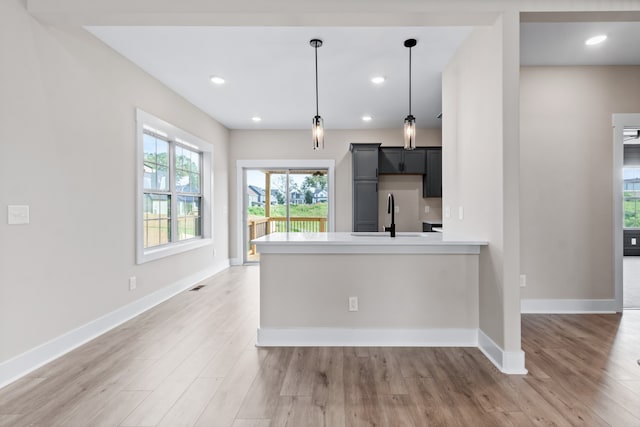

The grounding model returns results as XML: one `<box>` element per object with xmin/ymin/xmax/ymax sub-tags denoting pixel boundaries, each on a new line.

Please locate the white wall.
<box><xmin>229</xmin><ymin>128</ymin><xmax>441</xmax><ymax>259</ymax></box>
<box><xmin>260</xmin><ymin>253</ymin><xmax>479</xmax><ymax>329</ymax></box>
<box><xmin>378</xmin><ymin>175</ymin><xmax>443</xmax><ymax>232</ymax></box>
<box><xmin>520</xmin><ymin>66</ymin><xmax>640</xmax><ymax>301</ymax></box>
<box><xmin>0</xmin><ymin>0</ymin><xmax>230</xmax><ymax>364</ymax></box>
<box><xmin>443</xmin><ymin>13</ymin><xmax>522</xmax><ymax>354</ymax></box>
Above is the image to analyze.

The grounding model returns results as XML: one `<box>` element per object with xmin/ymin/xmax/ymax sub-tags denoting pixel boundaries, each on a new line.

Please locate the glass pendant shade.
<box><xmin>404</xmin><ymin>114</ymin><xmax>416</xmax><ymax>150</ymax></box>
<box><xmin>312</xmin><ymin>115</ymin><xmax>324</xmax><ymax>150</ymax></box>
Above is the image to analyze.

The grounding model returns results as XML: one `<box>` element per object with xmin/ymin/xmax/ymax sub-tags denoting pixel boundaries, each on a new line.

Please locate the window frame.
<box><xmin>136</xmin><ymin>109</ymin><xmax>213</xmax><ymax>264</ymax></box>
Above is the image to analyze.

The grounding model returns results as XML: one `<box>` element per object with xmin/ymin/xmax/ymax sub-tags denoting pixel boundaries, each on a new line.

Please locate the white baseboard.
<box><xmin>0</xmin><ymin>260</ymin><xmax>230</xmax><ymax>389</ymax></box>
<box><xmin>478</xmin><ymin>329</ymin><xmax>527</xmax><ymax>375</ymax></box>
<box><xmin>229</xmin><ymin>257</ymin><xmax>243</xmax><ymax>266</ymax></box>
<box><xmin>259</xmin><ymin>327</ymin><xmax>528</xmax><ymax>375</ymax></box>
<box><xmin>521</xmin><ymin>298</ymin><xmax>617</xmax><ymax>314</ymax></box>
<box><xmin>256</xmin><ymin>327</ymin><xmax>478</xmax><ymax>347</ymax></box>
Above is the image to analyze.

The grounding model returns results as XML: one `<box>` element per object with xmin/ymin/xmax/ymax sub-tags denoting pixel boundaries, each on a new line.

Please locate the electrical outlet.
<box><xmin>348</xmin><ymin>296</ymin><xmax>358</xmax><ymax>312</ymax></box>
<box><xmin>519</xmin><ymin>274</ymin><xmax>526</xmax><ymax>288</ymax></box>
<box><xmin>445</xmin><ymin>206</ymin><xmax>451</xmax><ymax>218</ymax></box>
<box><xmin>129</xmin><ymin>276</ymin><xmax>137</xmax><ymax>291</ymax></box>
<box><xmin>424</xmin><ymin>206</ymin><xmax>430</xmax><ymax>214</ymax></box>
<box><xmin>394</xmin><ymin>206</ymin><xmax>400</xmax><ymax>214</ymax></box>
<box><xmin>459</xmin><ymin>206</ymin><xmax>464</xmax><ymax>220</ymax></box>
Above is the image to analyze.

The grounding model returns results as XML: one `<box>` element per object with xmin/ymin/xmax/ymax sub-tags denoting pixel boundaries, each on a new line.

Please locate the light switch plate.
<box><xmin>459</xmin><ymin>206</ymin><xmax>464</xmax><ymax>220</ymax></box>
<box><xmin>445</xmin><ymin>206</ymin><xmax>451</xmax><ymax>218</ymax></box>
<box><xmin>424</xmin><ymin>206</ymin><xmax>430</xmax><ymax>214</ymax></box>
<box><xmin>348</xmin><ymin>296</ymin><xmax>358</xmax><ymax>312</ymax></box>
<box><xmin>8</xmin><ymin>205</ymin><xmax>29</xmax><ymax>225</ymax></box>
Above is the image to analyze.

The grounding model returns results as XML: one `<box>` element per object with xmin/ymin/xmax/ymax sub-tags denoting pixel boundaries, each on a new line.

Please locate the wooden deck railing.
<box><xmin>248</xmin><ymin>216</ymin><xmax>327</xmax><ymax>255</ymax></box>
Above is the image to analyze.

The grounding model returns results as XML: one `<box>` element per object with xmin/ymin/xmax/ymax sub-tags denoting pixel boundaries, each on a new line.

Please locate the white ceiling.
<box><xmin>86</xmin><ymin>26</ymin><xmax>472</xmax><ymax>130</ymax></box>
<box><xmin>87</xmin><ymin>21</ymin><xmax>640</xmax><ymax>131</ymax></box>
<box><xmin>521</xmin><ymin>22</ymin><xmax>640</xmax><ymax>66</ymax></box>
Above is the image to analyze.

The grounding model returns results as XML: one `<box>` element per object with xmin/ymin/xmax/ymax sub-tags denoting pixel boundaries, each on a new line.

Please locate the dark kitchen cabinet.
<box><xmin>350</xmin><ymin>143</ymin><xmax>381</xmax><ymax>231</ymax></box>
<box><xmin>352</xmin><ymin>181</ymin><xmax>379</xmax><ymax>231</ymax></box>
<box><xmin>378</xmin><ymin>147</ymin><xmax>426</xmax><ymax>174</ymax></box>
<box><xmin>423</xmin><ymin>148</ymin><xmax>442</xmax><ymax>198</ymax></box>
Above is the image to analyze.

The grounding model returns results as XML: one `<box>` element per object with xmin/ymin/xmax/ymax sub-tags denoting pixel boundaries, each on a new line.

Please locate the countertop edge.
<box><xmin>252</xmin><ymin>232</ymin><xmax>487</xmax><ymax>255</ymax></box>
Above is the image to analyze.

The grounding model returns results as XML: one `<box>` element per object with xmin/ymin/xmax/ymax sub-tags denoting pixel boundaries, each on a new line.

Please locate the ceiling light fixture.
<box><xmin>585</xmin><ymin>34</ymin><xmax>607</xmax><ymax>46</ymax></box>
<box><xmin>403</xmin><ymin>38</ymin><xmax>417</xmax><ymax>150</ymax></box>
<box><xmin>371</xmin><ymin>76</ymin><xmax>386</xmax><ymax>84</ymax></box>
<box><xmin>251</xmin><ymin>116</ymin><xmax>262</xmax><ymax>122</ymax></box>
<box><xmin>310</xmin><ymin>39</ymin><xmax>324</xmax><ymax>150</ymax></box>
<box><xmin>362</xmin><ymin>115</ymin><xmax>373</xmax><ymax>122</ymax></box>
<box><xmin>209</xmin><ymin>75</ymin><xmax>225</xmax><ymax>85</ymax></box>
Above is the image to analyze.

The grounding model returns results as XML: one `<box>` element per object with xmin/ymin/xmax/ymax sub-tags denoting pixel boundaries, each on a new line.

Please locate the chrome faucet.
<box><xmin>384</xmin><ymin>193</ymin><xmax>396</xmax><ymax>237</ymax></box>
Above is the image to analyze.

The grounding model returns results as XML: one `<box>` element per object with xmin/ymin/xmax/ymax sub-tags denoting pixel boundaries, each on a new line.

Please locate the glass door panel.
<box><xmin>244</xmin><ymin>168</ymin><xmax>329</xmax><ymax>263</ymax></box>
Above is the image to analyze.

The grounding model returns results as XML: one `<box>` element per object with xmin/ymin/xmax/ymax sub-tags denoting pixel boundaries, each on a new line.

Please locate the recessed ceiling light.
<box><xmin>251</xmin><ymin>116</ymin><xmax>262</xmax><ymax>122</ymax></box>
<box><xmin>209</xmin><ymin>75</ymin><xmax>225</xmax><ymax>85</ymax></box>
<box><xmin>585</xmin><ymin>35</ymin><xmax>607</xmax><ymax>46</ymax></box>
<box><xmin>362</xmin><ymin>115</ymin><xmax>373</xmax><ymax>122</ymax></box>
<box><xmin>371</xmin><ymin>76</ymin><xmax>386</xmax><ymax>84</ymax></box>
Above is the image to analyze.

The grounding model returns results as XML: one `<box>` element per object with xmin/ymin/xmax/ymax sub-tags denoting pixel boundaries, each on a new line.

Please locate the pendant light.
<box><xmin>403</xmin><ymin>38</ymin><xmax>417</xmax><ymax>150</ymax></box>
<box><xmin>310</xmin><ymin>39</ymin><xmax>324</xmax><ymax>150</ymax></box>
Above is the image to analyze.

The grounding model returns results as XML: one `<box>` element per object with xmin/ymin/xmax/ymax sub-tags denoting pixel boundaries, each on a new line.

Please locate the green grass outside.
<box><xmin>248</xmin><ymin>203</ymin><xmax>328</xmax><ymax>218</ymax></box>
<box><xmin>625</xmin><ymin>197</ymin><xmax>640</xmax><ymax>228</ymax></box>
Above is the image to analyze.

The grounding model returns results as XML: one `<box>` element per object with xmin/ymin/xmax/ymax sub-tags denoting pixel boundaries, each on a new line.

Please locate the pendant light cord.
<box><xmin>408</xmin><ymin>46</ymin><xmax>412</xmax><ymax>116</ymax></box>
<box><xmin>315</xmin><ymin>45</ymin><xmax>319</xmax><ymax>117</ymax></box>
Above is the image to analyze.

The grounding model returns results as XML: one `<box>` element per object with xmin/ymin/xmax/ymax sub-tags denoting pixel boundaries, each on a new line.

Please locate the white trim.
<box><xmin>256</xmin><ymin>327</ymin><xmax>478</xmax><ymax>347</ymax></box>
<box><xmin>478</xmin><ymin>329</ymin><xmax>527</xmax><ymax>375</ymax></box>
<box><xmin>521</xmin><ymin>298</ymin><xmax>617</xmax><ymax>313</ymax></box>
<box><xmin>613</xmin><ymin>113</ymin><xmax>640</xmax><ymax>312</ymax></box>
<box><xmin>0</xmin><ymin>261</ymin><xmax>230</xmax><ymax>389</ymax></box>
<box><xmin>229</xmin><ymin>257</ymin><xmax>243</xmax><ymax>266</ymax></box>
<box><xmin>141</xmin><ymin>238</ymin><xmax>213</xmax><ymax>263</ymax></box>
<box><xmin>136</xmin><ymin>109</ymin><xmax>215</xmax><ymax>265</ymax></box>
<box><xmin>235</xmin><ymin>159</ymin><xmax>336</xmax><ymax>264</ymax></box>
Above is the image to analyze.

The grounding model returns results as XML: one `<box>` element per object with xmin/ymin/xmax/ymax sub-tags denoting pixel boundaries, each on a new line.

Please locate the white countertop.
<box><xmin>252</xmin><ymin>232</ymin><xmax>487</xmax><ymax>255</ymax></box>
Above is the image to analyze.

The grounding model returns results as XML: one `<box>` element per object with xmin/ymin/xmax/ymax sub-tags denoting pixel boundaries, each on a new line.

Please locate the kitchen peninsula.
<box><xmin>252</xmin><ymin>232</ymin><xmax>487</xmax><ymax>347</ymax></box>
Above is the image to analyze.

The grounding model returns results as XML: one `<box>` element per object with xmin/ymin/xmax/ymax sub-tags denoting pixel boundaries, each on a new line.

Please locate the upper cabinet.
<box><xmin>351</xmin><ymin>143</ymin><xmax>381</xmax><ymax>180</ymax></box>
<box><xmin>378</xmin><ymin>147</ymin><xmax>427</xmax><ymax>174</ymax></box>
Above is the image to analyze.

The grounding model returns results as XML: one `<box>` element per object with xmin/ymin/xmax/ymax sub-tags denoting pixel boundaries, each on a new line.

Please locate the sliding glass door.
<box><xmin>245</xmin><ymin>168</ymin><xmax>329</xmax><ymax>262</ymax></box>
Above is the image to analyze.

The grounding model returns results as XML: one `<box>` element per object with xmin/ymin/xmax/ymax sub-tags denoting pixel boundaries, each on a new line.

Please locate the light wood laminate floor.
<box><xmin>1</xmin><ymin>265</ymin><xmax>639</xmax><ymax>426</ymax></box>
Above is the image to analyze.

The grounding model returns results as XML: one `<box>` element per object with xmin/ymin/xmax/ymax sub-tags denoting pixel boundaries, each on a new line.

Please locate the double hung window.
<box><xmin>137</xmin><ymin>110</ymin><xmax>212</xmax><ymax>264</ymax></box>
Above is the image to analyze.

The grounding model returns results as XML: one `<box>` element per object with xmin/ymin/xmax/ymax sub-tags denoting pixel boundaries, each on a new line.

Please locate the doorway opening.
<box><xmin>245</xmin><ymin>168</ymin><xmax>329</xmax><ymax>262</ymax></box>
<box><xmin>614</xmin><ymin>114</ymin><xmax>640</xmax><ymax>310</ymax></box>
<box><xmin>236</xmin><ymin>159</ymin><xmax>335</xmax><ymax>265</ymax></box>
<box><xmin>622</xmin><ymin>129</ymin><xmax>640</xmax><ymax>309</ymax></box>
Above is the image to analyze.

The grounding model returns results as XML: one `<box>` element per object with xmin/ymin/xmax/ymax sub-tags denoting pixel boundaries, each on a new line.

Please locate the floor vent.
<box><xmin>190</xmin><ymin>285</ymin><xmax>205</xmax><ymax>291</ymax></box>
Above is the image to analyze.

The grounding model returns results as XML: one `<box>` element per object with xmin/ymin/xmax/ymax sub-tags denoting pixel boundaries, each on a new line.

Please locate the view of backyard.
<box><xmin>624</xmin><ymin>168</ymin><xmax>640</xmax><ymax>228</ymax></box>
<box><xmin>625</xmin><ymin>192</ymin><xmax>640</xmax><ymax>228</ymax></box>
<box><xmin>246</xmin><ymin>169</ymin><xmax>329</xmax><ymax>261</ymax></box>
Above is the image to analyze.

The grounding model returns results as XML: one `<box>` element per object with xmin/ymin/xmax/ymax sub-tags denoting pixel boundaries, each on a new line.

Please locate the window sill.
<box><xmin>137</xmin><ymin>238</ymin><xmax>212</xmax><ymax>264</ymax></box>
